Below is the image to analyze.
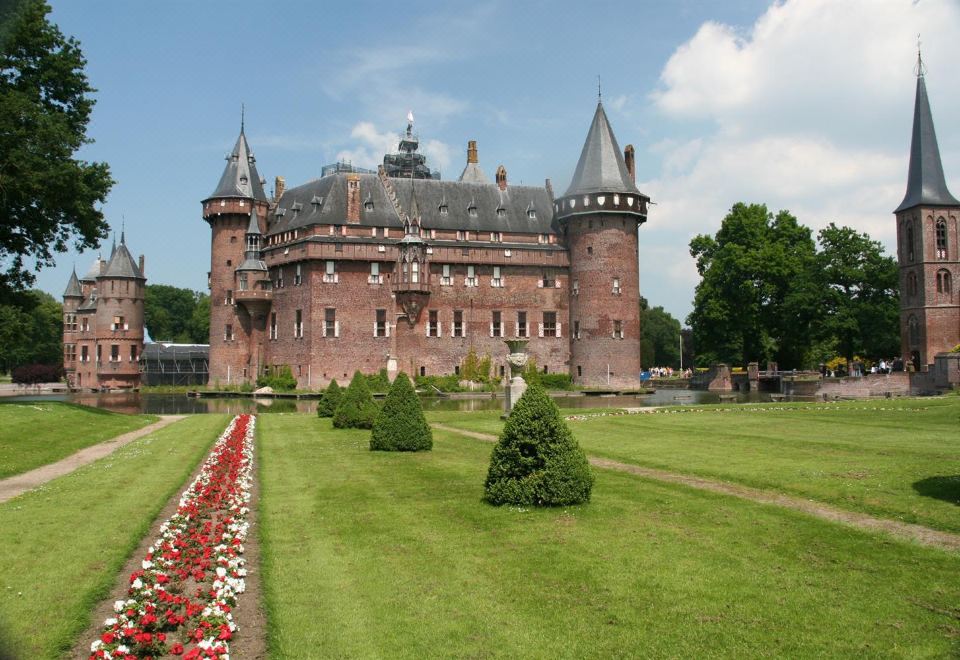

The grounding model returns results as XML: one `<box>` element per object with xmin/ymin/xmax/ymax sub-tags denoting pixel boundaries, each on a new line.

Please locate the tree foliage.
<box><xmin>0</xmin><ymin>1</ymin><xmax>113</xmax><ymax>303</ymax></box>
<box><xmin>0</xmin><ymin>289</ymin><xmax>61</xmax><ymax>372</ymax></box>
<box><xmin>332</xmin><ymin>370</ymin><xmax>379</xmax><ymax>429</ymax></box>
<box><xmin>640</xmin><ymin>296</ymin><xmax>681</xmax><ymax>368</ymax></box>
<box><xmin>370</xmin><ymin>372</ymin><xmax>432</xmax><ymax>451</ymax></box>
<box><xmin>316</xmin><ymin>378</ymin><xmax>342</xmax><ymax>417</ymax></box>
<box><xmin>144</xmin><ymin>285</ymin><xmax>209</xmax><ymax>343</ymax></box>
<box><xmin>484</xmin><ymin>383</ymin><xmax>593</xmax><ymax>506</ymax></box>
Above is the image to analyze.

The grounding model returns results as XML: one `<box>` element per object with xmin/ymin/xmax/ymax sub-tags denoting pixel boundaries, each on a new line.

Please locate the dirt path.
<box><xmin>433</xmin><ymin>423</ymin><xmax>960</xmax><ymax>553</ymax></box>
<box><xmin>0</xmin><ymin>416</ymin><xmax>185</xmax><ymax>504</ymax></box>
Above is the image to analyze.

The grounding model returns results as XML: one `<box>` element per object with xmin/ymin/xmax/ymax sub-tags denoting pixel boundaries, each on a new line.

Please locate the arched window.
<box><xmin>906</xmin><ymin>221</ymin><xmax>915</xmax><ymax>261</ymax></box>
<box><xmin>936</xmin><ymin>269</ymin><xmax>952</xmax><ymax>296</ymax></box>
<box><xmin>906</xmin><ymin>271</ymin><xmax>917</xmax><ymax>298</ymax></box>
<box><xmin>935</xmin><ymin>218</ymin><xmax>948</xmax><ymax>259</ymax></box>
<box><xmin>908</xmin><ymin>315</ymin><xmax>920</xmax><ymax>347</ymax></box>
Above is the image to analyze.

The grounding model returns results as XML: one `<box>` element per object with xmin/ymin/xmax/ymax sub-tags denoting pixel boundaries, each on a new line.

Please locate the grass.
<box><xmin>428</xmin><ymin>397</ymin><xmax>960</xmax><ymax>534</ymax></box>
<box><xmin>0</xmin><ymin>414</ymin><xmax>228</xmax><ymax>659</ymax></box>
<box><xmin>0</xmin><ymin>401</ymin><xmax>157</xmax><ymax>478</ymax></box>
<box><xmin>258</xmin><ymin>414</ymin><xmax>960</xmax><ymax>658</ymax></box>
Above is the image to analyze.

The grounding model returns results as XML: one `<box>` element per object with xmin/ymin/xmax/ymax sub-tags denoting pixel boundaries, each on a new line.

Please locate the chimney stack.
<box><xmin>624</xmin><ymin>144</ymin><xmax>635</xmax><ymax>182</ymax></box>
<box><xmin>467</xmin><ymin>140</ymin><xmax>478</xmax><ymax>164</ymax></box>
<box><xmin>139</xmin><ymin>255</ymin><xmax>145</xmax><ymax>276</ymax></box>
<box><xmin>274</xmin><ymin>176</ymin><xmax>286</xmax><ymax>201</ymax></box>
<box><xmin>495</xmin><ymin>165</ymin><xmax>507</xmax><ymax>191</ymax></box>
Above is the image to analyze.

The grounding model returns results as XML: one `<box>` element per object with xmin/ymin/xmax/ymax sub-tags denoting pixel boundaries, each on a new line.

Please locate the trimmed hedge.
<box><xmin>316</xmin><ymin>379</ymin><xmax>342</xmax><ymax>418</ymax></box>
<box><xmin>333</xmin><ymin>371</ymin><xmax>379</xmax><ymax>429</ymax></box>
<box><xmin>484</xmin><ymin>383</ymin><xmax>593</xmax><ymax>506</ymax></box>
<box><xmin>370</xmin><ymin>372</ymin><xmax>432</xmax><ymax>451</ymax></box>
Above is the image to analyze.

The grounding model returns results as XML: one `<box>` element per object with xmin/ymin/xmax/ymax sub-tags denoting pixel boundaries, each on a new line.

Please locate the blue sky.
<box><xmin>34</xmin><ymin>0</ymin><xmax>960</xmax><ymax>322</ymax></box>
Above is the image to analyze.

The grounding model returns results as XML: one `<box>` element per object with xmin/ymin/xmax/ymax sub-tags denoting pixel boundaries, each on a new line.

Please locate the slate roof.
<box><xmin>77</xmin><ymin>291</ymin><xmax>98</xmax><ymax>312</ymax></box>
<box><xmin>207</xmin><ymin>129</ymin><xmax>269</xmax><ymax>202</ymax></box>
<box><xmin>895</xmin><ymin>74</ymin><xmax>960</xmax><ymax>212</ymax></box>
<box><xmin>267</xmin><ymin>174</ymin><xmax>558</xmax><ymax>236</ymax></box>
<box><xmin>63</xmin><ymin>269</ymin><xmax>82</xmax><ymax>297</ymax></box>
<box><xmin>103</xmin><ymin>234</ymin><xmax>144</xmax><ymax>279</ymax></box>
<box><xmin>80</xmin><ymin>256</ymin><xmax>103</xmax><ymax>282</ymax></box>
<box><xmin>458</xmin><ymin>162</ymin><xmax>490</xmax><ymax>184</ymax></box>
<box><xmin>564</xmin><ymin>102</ymin><xmax>639</xmax><ymax>197</ymax></box>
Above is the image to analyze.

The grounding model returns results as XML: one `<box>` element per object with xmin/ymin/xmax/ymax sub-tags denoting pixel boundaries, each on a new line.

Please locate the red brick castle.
<box><xmin>202</xmin><ymin>103</ymin><xmax>650</xmax><ymax>388</ymax></box>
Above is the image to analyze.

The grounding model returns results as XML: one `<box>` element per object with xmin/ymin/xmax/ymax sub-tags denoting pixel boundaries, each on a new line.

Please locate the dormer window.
<box><xmin>439</xmin><ymin>203</ymin><xmax>448</xmax><ymax>215</ymax></box>
<box><xmin>496</xmin><ymin>207</ymin><xmax>506</xmax><ymax>218</ymax></box>
<box><xmin>527</xmin><ymin>208</ymin><xmax>536</xmax><ymax>219</ymax></box>
<box><xmin>364</xmin><ymin>201</ymin><xmax>374</xmax><ymax>211</ymax></box>
<box><xmin>239</xmin><ymin>175</ymin><xmax>248</xmax><ymax>185</ymax></box>
<box><xmin>468</xmin><ymin>203</ymin><xmax>478</xmax><ymax>217</ymax></box>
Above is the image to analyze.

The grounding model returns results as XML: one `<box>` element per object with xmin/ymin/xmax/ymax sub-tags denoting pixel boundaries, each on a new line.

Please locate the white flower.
<box><xmin>216</xmin><ymin>566</ymin><xmax>227</xmax><ymax>578</ymax></box>
<box><xmin>142</xmin><ymin>559</ymin><xmax>153</xmax><ymax>570</ymax></box>
<box><xmin>113</xmin><ymin>600</ymin><xmax>125</xmax><ymax>612</ymax></box>
<box><xmin>131</xmin><ymin>578</ymin><xmax>143</xmax><ymax>589</ymax></box>
<box><xmin>104</xmin><ymin>617</ymin><xmax>117</xmax><ymax>626</ymax></box>
<box><xmin>91</xmin><ymin>639</ymin><xmax>102</xmax><ymax>651</ymax></box>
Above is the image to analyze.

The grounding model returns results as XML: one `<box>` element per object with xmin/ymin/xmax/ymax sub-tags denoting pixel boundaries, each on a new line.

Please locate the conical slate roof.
<box><xmin>564</xmin><ymin>102</ymin><xmax>639</xmax><ymax>197</ymax></box>
<box><xmin>63</xmin><ymin>269</ymin><xmax>82</xmax><ymax>297</ymax></box>
<box><xmin>103</xmin><ymin>234</ymin><xmax>144</xmax><ymax>279</ymax></box>
<box><xmin>895</xmin><ymin>74</ymin><xmax>959</xmax><ymax>212</ymax></box>
<box><xmin>208</xmin><ymin>128</ymin><xmax>268</xmax><ymax>202</ymax></box>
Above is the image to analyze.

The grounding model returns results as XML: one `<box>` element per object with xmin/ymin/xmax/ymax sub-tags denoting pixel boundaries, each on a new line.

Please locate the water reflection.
<box><xmin>4</xmin><ymin>388</ymin><xmax>777</xmax><ymax>415</ymax></box>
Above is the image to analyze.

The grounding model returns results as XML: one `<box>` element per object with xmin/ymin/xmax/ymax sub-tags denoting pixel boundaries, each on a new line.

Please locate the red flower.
<box><xmin>100</xmin><ymin>631</ymin><xmax>115</xmax><ymax>644</ymax></box>
<box><xmin>170</xmin><ymin>643</ymin><xmax>184</xmax><ymax>655</ymax></box>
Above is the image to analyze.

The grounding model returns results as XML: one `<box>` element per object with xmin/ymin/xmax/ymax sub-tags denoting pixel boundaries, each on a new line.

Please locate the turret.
<box><xmin>394</xmin><ymin>186</ymin><xmax>431</xmax><ymax>325</ymax></box>
<box><xmin>203</xmin><ymin>120</ymin><xmax>270</xmax><ymax>385</ymax></box>
<box><xmin>894</xmin><ymin>51</ymin><xmax>959</xmax><ymax>370</ymax></box>
<box><xmin>94</xmin><ymin>231</ymin><xmax>146</xmax><ymax>389</ymax></box>
<box><xmin>62</xmin><ymin>268</ymin><xmax>83</xmax><ymax>385</ymax></box>
<box><xmin>556</xmin><ymin>101</ymin><xmax>650</xmax><ymax>388</ymax></box>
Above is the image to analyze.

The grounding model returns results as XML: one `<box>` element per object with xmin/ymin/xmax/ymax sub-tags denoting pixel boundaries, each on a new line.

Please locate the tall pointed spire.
<box><xmin>207</xmin><ymin>118</ymin><xmax>268</xmax><ymax>202</ymax></box>
<box><xmin>564</xmin><ymin>102</ymin><xmax>639</xmax><ymax>197</ymax></box>
<box><xmin>895</xmin><ymin>58</ymin><xmax>959</xmax><ymax>212</ymax></box>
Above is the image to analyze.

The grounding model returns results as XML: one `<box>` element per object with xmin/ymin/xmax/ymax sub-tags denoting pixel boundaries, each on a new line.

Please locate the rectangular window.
<box><xmin>369</xmin><ymin>262</ymin><xmax>382</xmax><ymax>284</ymax></box>
<box><xmin>441</xmin><ymin>264</ymin><xmax>452</xmax><ymax>286</ymax></box>
<box><xmin>96</xmin><ymin>344</ymin><xmax>102</xmax><ymax>363</ymax></box>
<box><xmin>224</xmin><ymin>324</ymin><xmax>234</xmax><ymax>341</ymax></box>
<box><xmin>270</xmin><ymin>312</ymin><xmax>278</xmax><ymax>340</ymax></box>
<box><xmin>490</xmin><ymin>231</ymin><xmax>502</xmax><ymax>242</ymax></box>
<box><xmin>517</xmin><ymin>311</ymin><xmax>528</xmax><ymax>338</ymax></box>
<box><xmin>81</xmin><ymin>345</ymin><xmax>89</xmax><ymax>363</ymax></box>
<box><xmin>457</xmin><ymin>230</ymin><xmax>467</xmax><ymax>241</ymax></box>
<box><xmin>411</xmin><ymin>260</ymin><xmax>420</xmax><ymax>284</ymax></box>
<box><xmin>111</xmin><ymin>315</ymin><xmax>127</xmax><ymax>331</ymax></box>
<box><xmin>491</xmin><ymin>311</ymin><xmax>503</xmax><ymax>338</ymax></box>
<box><xmin>572</xmin><ymin>279</ymin><xmax>579</xmax><ymax>296</ymax></box>
<box><xmin>577</xmin><ymin>365</ymin><xmax>582</xmax><ymax>377</ymax></box>
<box><xmin>225</xmin><ymin>289</ymin><xmax>234</xmax><ymax>304</ymax></box>
<box><xmin>294</xmin><ymin>309</ymin><xmax>303</xmax><ymax>338</ymax></box>
<box><xmin>110</xmin><ymin>344</ymin><xmax>120</xmax><ymax>362</ymax></box>
<box><xmin>64</xmin><ymin>314</ymin><xmax>77</xmax><ymax>332</ymax></box>
<box><xmin>333</xmin><ymin>225</ymin><xmax>343</xmax><ymax>236</ymax></box>
<box><xmin>375</xmin><ymin>309</ymin><xmax>387</xmax><ymax>337</ymax></box>
<box><xmin>130</xmin><ymin>344</ymin><xmax>138</xmax><ymax>362</ymax></box>
<box><xmin>276</xmin><ymin>268</ymin><xmax>284</xmax><ymax>289</ymax></box>
<box><xmin>64</xmin><ymin>344</ymin><xmax>76</xmax><ymax>361</ymax></box>
<box><xmin>240</xmin><ymin>273</ymin><xmax>249</xmax><ymax>291</ymax></box>
<box><xmin>324</xmin><ymin>260</ymin><xmax>338</xmax><ymax>283</ymax></box>
<box><xmin>612</xmin><ymin>277</ymin><xmax>621</xmax><ymax>294</ymax></box>
<box><xmin>539</xmin><ymin>234</ymin><xmax>549</xmax><ymax>244</ymax></box>
<box><xmin>81</xmin><ymin>317</ymin><xmax>89</xmax><ymax>332</ymax></box>
<box><xmin>428</xmin><ymin>310</ymin><xmax>440</xmax><ymax>337</ymax></box>
<box><xmin>541</xmin><ymin>271</ymin><xmax>554</xmax><ymax>288</ymax></box>
<box><xmin>420</xmin><ymin>366</ymin><xmax>426</xmax><ymax>377</ymax></box>
<box><xmin>465</xmin><ymin>265</ymin><xmax>477</xmax><ymax>287</ymax></box>
<box><xmin>491</xmin><ymin>266</ymin><xmax>503</xmax><ymax>287</ymax></box>
<box><xmin>613</xmin><ymin>320</ymin><xmax>624</xmax><ymax>339</ymax></box>
<box><xmin>543</xmin><ymin>311</ymin><xmax>557</xmax><ymax>338</ymax></box>
<box><xmin>295</xmin><ymin>264</ymin><xmax>302</xmax><ymax>286</ymax></box>
<box><xmin>323</xmin><ymin>308</ymin><xmax>338</xmax><ymax>338</ymax></box>
<box><xmin>453</xmin><ymin>310</ymin><xmax>464</xmax><ymax>337</ymax></box>
<box><xmin>574</xmin><ymin>320</ymin><xmax>581</xmax><ymax>340</ymax></box>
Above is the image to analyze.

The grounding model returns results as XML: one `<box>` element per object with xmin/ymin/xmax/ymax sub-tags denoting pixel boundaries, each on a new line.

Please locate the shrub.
<box><xmin>539</xmin><ymin>373</ymin><xmax>574</xmax><ymax>390</ymax></box>
<box><xmin>522</xmin><ymin>356</ymin><xmax>541</xmax><ymax>385</ymax></box>
<box><xmin>484</xmin><ymin>383</ymin><xmax>593</xmax><ymax>506</ymax></box>
<box><xmin>257</xmin><ymin>364</ymin><xmax>297</xmax><ymax>391</ymax></box>
<box><xmin>316</xmin><ymin>379</ymin><xmax>342</xmax><ymax>418</ymax></box>
<box><xmin>11</xmin><ymin>363</ymin><xmax>62</xmax><ymax>385</ymax></box>
<box><xmin>365</xmin><ymin>368</ymin><xmax>391</xmax><ymax>393</ymax></box>
<box><xmin>333</xmin><ymin>371</ymin><xmax>379</xmax><ymax>429</ymax></box>
<box><xmin>415</xmin><ymin>374</ymin><xmax>465</xmax><ymax>393</ymax></box>
<box><xmin>370</xmin><ymin>372</ymin><xmax>432</xmax><ymax>451</ymax></box>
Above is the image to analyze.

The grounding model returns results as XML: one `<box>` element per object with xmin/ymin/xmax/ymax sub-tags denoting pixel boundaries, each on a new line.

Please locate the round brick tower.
<box><xmin>94</xmin><ymin>233</ymin><xmax>146</xmax><ymax>389</ymax></box>
<box><xmin>556</xmin><ymin>101</ymin><xmax>649</xmax><ymax>389</ymax></box>
<box><xmin>202</xmin><ymin>122</ymin><xmax>271</xmax><ymax>386</ymax></box>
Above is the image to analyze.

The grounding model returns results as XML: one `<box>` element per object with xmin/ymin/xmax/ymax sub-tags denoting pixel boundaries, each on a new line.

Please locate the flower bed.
<box><xmin>89</xmin><ymin>414</ymin><xmax>255</xmax><ymax>659</ymax></box>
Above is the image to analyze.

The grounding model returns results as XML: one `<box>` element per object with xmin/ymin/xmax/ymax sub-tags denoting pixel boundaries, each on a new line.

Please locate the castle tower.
<box><xmin>234</xmin><ymin>205</ymin><xmax>273</xmax><ymax>377</ymax></box>
<box><xmin>555</xmin><ymin>101</ymin><xmax>649</xmax><ymax>388</ymax></box>
<box><xmin>894</xmin><ymin>55</ymin><xmax>960</xmax><ymax>370</ymax></box>
<box><xmin>202</xmin><ymin>120</ymin><xmax>270</xmax><ymax>385</ymax></box>
<box><xmin>94</xmin><ymin>231</ymin><xmax>146</xmax><ymax>388</ymax></box>
<box><xmin>62</xmin><ymin>268</ymin><xmax>83</xmax><ymax>388</ymax></box>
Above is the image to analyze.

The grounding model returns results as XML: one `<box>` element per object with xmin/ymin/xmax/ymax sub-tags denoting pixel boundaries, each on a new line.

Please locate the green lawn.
<box><xmin>0</xmin><ymin>401</ymin><xmax>157</xmax><ymax>478</ymax></box>
<box><xmin>258</xmin><ymin>414</ymin><xmax>960</xmax><ymax>658</ymax></box>
<box><xmin>428</xmin><ymin>397</ymin><xmax>960</xmax><ymax>533</ymax></box>
<box><xmin>0</xmin><ymin>414</ymin><xmax>227</xmax><ymax>659</ymax></box>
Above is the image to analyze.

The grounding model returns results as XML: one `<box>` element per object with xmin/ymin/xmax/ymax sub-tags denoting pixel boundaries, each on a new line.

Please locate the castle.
<box><xmin>62</xmin><ymin>234</ymin><xmax>146</xmax><ymax>390</ymax></box>
<box><xmin>202</xmin><ymin>102</ymin><xmax>649</xmax><ymax>389</ymax></box>
<box><xmin>895</xmin><ymin>60</ymin><xmax>959</xmax><ymax>369</ymax></box>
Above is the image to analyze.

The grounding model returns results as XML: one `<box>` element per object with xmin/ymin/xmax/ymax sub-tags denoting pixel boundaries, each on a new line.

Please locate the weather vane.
<box><xmin>915</xmin><ymin>34</ymin><xmax>926</xmax><ymax>77</ymax></box>
<box><xmin>597</xmin><ymin>75</ymin><xmax>602</xmax><ymax>102</ymax></box>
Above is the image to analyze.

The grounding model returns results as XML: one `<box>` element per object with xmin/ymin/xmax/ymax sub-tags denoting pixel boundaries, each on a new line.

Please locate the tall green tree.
<box><xmin>815</xmin><ymin>223</ymin><xmax>899</xmax><ymax>362</ymax></box>
<box><xmin>687</xmin><ymin>203</ymin><xmax>819</xmax><ymax>368</ymax></box>
<box><xmin>0</xmin><ymin>1</ymin><xmax>113</xmax><ymax>304</ymax></box>
<box><xmin>144</xmin><ymin>285</ymin><xmax>208</xmax><ymax>343</ymax></box>
<box><xmin>0</xmin><ymin>289</ymin><xmax>61</xmax><ymax>372</ymax></box>
<box><xmin>640</xmin><ymin>296</ymin><xmax>681</xmax><ymax>368</ymax></box>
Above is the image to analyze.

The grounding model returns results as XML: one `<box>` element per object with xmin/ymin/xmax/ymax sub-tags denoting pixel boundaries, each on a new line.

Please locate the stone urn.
<box><xmin>503</xmin><ymin>339</ymin><xmax>530</xmax><ymax>416</ymax></box>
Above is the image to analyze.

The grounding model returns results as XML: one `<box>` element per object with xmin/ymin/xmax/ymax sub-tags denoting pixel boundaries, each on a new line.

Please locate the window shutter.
<box><xmin>489</xmin><ymin>323</ymin><xmax>494</xmax><ymax>337</ymax></box>
<box><xmin>515</xmin><ymin>322</ymin><xmax>519</xmax><ymax>337</ymax></box>
<box><xmin>451</xmin><ymin>322</ymin><xmax>455</xmax><ymax>338</ymax></box>
<box><xmin>537</xmin><ymin>280</ymin><xmax>544</xmax><ymax>288</ymax></box>
<box><xmin>501</xmin><ymin>276</ymin><xmax>505</xmax><ymax>287</ymax></box>
<box><xmin>334</xmin><ymin>321</ymin><xmax>340</xmax><ymax>338</ymax></box>
<box><xmin>525</xmin><ymin>323</ymin><xmax>530</xmax><ymax>337</ymax></box>
<box><xmin>386</xmin><ymin>322</ymin><xmax>391</xmax><ymax>338</ymax></box>
<box><xmin>463</xmin><ymin>323</ymin><xmax>467</xmax><ymax>338</ymax></box>
<box><xmin>426</xmin><ymin>321</ymin><xmax>430</xmax><ymax>337</ymax></box>
<box><xmin>556</xmin><ymin>322</ymin><xmax>562</xmax><ymax>338</ymax></box>
<box><xmin>373</xmin><ymin>322</ymin><xmax>377</xmax><ymax>337</ymax></box>
<box><xmin>538</xmin><ymin>323</ymin><xmax>544</xmax><ymax>338</ymax></box>
<box><xmin>554</xmin><ymin>280</ymin><xmax>561</xmax><ymax>289</ymax></box>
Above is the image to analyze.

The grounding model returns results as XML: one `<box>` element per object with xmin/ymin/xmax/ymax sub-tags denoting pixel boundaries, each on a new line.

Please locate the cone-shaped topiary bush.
<box><xmin>484</xmin><ymin>383</ymin><xmax>593</xmax><ymax>506</ymax></box>
<box><xmin>333</xmin><ymin>371</ymin><xmax>379</xmax><ymax>429</ymax></box>
<box><xmin>370</xmin><ymin>372</ymin><xmax>432</xmax><ymax>451</ymax></box>
<box><xmin>317</xmin><ymin>379</ymin><xmax>342</xmax><ymax>418</ymax></box>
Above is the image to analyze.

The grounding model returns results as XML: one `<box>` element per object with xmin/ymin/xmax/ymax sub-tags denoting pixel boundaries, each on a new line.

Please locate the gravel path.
<box><xmin>0</xmin><ymin>415</ymin><xmax>186</xmax><ymax>504</ymax></box>
<box><xmin>433</xmin><ymin>423</ymin><xmax>960</xmax><ymax>552</ymax></box>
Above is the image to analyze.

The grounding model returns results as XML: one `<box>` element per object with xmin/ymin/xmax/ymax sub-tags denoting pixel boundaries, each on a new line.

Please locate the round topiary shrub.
<box><xmin>333</xmin><ymin>370</ymin><xmax>379</xmax><ymax>429</ymax></box>
<box><xmin>317</xmin><ymin>378</ymin><xmax>342</xmax><ymax>418</ymax></box>
<box><xmin>370</xmin><ymin>372</ymin><xmax>432</xmax><ymax>451</ymax></box>
<box><xmin>484</xmin><ymin>383</ymin><xmax>593</xmax><ymax>506</ymax></box>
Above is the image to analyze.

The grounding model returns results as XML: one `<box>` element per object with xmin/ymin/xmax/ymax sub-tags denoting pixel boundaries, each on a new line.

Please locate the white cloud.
<box><xmin>334</xmin><ymin>121</ymin><xmax>453</xmax><ymax>174</ymax></box>
<box><xmin>639</xmin><ymin>0</ymin><xmax>960</xmax><ymax>321</ymax></box>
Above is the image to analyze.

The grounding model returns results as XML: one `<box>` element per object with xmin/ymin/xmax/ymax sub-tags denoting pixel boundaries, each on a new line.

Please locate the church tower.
<box><xmin>555</xmin><ymin>101</ymin><xmax>649</xmax><ymax>388</ymax></box>
<box><xmin>894</xmin><ymin>54</ymin><xmax>960</xmax><ymax>370</ymax></box>
<box><xmin>202</xmin><ymin>119</ymin><xmax>271</xmax><ymax>385</ymax></box>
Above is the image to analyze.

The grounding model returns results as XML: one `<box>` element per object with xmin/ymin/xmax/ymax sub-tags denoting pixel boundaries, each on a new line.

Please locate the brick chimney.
<box><xmin>624</xmin><ymin>144</ymin><xmax>635</xmax><ymax>182</ymax></box>
<box><xmin>346</xmin><ymin>173</ymin><xmax>361</xmax><ymax>223</ymax></box>
<box><xmin>467</xmin><ymin>140</ymin><xmax>478</xmax><ymax>164</ymax></box>
<box><xmin>138</xmin><ymin>255</ymin><xmax>145</xmax><ymax>276</ymax></box>
<box><xmin>274</xmin><ymin>176</ymin><xmax>286</xmax><ymax>201</ymax></box>
<box><xmin>495</xmin><ymin>165</ymin><xmax>507</xmax><ymax>191</ymax></box>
